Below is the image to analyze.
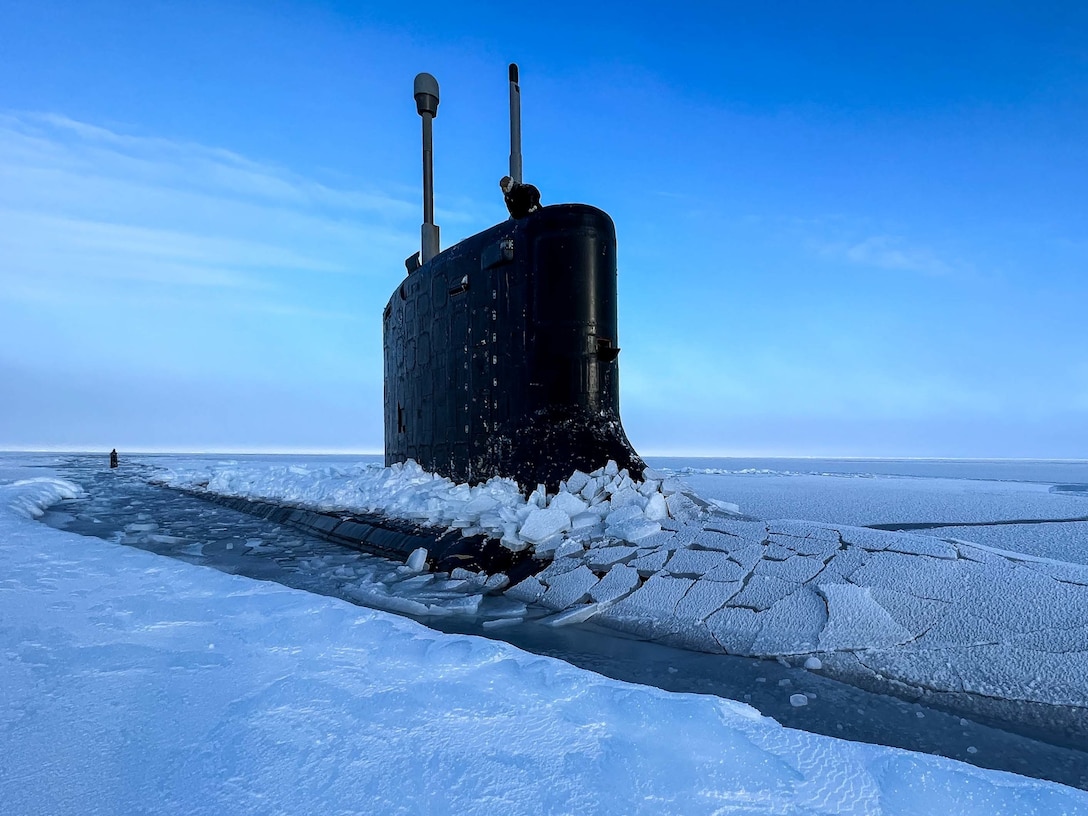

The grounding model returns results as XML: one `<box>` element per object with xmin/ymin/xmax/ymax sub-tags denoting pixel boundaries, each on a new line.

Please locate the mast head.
<box><xmin>413</xmin><ymin>73</ymin><xmax>440</xmax><ymax>118</ymax></box>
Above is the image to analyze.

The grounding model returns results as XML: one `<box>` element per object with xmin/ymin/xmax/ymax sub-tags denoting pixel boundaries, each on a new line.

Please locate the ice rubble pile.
<box><xmin>156</xmin><ymin>459</ymin><xmax>720</xmax><ymax>557</ymax></box>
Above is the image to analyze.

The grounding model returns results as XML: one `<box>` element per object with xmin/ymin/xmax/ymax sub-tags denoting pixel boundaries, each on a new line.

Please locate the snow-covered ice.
<box><xmin>154</xmin><ymin>456</ymin><xmax>1088</xmax><ymax>740</ymax></box>
<box><xmin>4</xmin><ymin>469</ymin><xmax>1088</xmax><ymax>814</ymax></box>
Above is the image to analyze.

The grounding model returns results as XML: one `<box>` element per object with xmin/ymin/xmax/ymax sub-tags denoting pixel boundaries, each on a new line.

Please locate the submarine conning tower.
<box><xmin>384</xmin><ymin>65</ymin><xmax>644</xmax><ymax>492</ymax></box>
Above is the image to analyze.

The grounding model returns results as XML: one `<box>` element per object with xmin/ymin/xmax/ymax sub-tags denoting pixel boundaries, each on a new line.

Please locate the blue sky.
<box><xmin>1</xmin><ymin>1</ymin><xmax>1085</xmax><ymax>457</ymax></box>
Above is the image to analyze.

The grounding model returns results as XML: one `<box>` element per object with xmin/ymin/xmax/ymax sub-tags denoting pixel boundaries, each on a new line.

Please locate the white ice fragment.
<box><xmin>540</xmin><ymin>603</ymin><xmax>601</xmax><ymax>627</ymax></box>
<box><xmin>589</xmin><ymin>564</ymin><xmax>641</xmax><ymax>604</ymax></box>
<box><xmin>708</xmin><ymin>498</ymin><xmax>741</xmax><ymax>515</ymax></box>
<box><xmin>541</xmin><ymin>565</ymin><xmax>600</xmax><ymax>610</ymax></box>
<box><xmin>579</xmin><ymin>478</ymin><xmax>604</xmax><ymax>503</ymax></box>
<box><xmin>665</xmin><ymin>549</ymin><xmax>735</xmax><ymax>577</ymax></box>
<box><xmin>664</xmin><ymin>492</ymin><xmax>700</xmax><ymax>523</ymax></box>
<box><xmin>148</xmin><ymin>534</ymin><xmax>186</xmax><ymax>545</ymax></box>
<box><xmin>505</xmin><ymin>575</ymin><xmax>545</xmax><ymax>603</ymax></box>
<box><xmin>569</xmin><ymin>512</ymin><xmax>601</xmax><ymax>531</ymax></box>
<box><xmin>532</xmin><ymin>536</ymin><xmax>565</xmax><ymax>558</ymax></box>
<box><xmin>629</xmin><ymin>548</ymin><xmax>669</xmax><ymax>576</ymax></box>
<box><xmin>818</xmin><ymin>583</ymin><xmax>914</xmax><ymax>651</ymax></box>
<box><xmin>660</xmin><ymin>477</ymin><xmax>685</xmax><ymax>496</ymax></box>
<box><xmin>553</xmin><ymin>539</ymin><xmax>585</xmax><ymax>559</ymax></box>
<box><xmin>519</xmin><ymin>506</ymin><xmax>571</xmax><ymax>545</ymax></box>
<box><xmin>550</xmin><ymin>491</ymin><xmax>588</xmax><ymax>517</ymax></box>
<box><xmin>483</xmin><ymin>573</ymin><xmax>509</xmax><ymax>592</ymax></box>
<box><xmin>604</xmin><ymin>460</ymin><xmax>619</xmax><ymax>476</ymax></box>
<box><xmin>605</xmin><ymin>504</ymin><xmax>643</xmax><ymax>528</ymax></box>
<box><xmin>789</xmin><ymin>694</ymin><xmax>808</xmax><ymax>707</ymax></box>
<box><xmin>643</xmin><ymin>493</ymin><xmax>669</xmax><ymax>522</ymax></box>
<box><xmin>586</xmin><ymin>545</ymin><xmax>638</xmax><ymax>569</ymax></box>
<box><xmin>500</xmin><ymin>533</ymin><xmax>530</xmax><ymax>553</ymax></box>
<box><xmin>674</xmin><ymin>579</ymin><xmax>733</xmax><ymax>623</ymax></box>
<box><xmin>481</xmin><ymin>617</ymin><xmax>523</xmax><ymax>629</ymax></box>
<box><xmin>564</xmin><ymin>470</ymin><xmax>590</xmax><ymax>495</ymax></box>
<box><xmin>804</xmin><ymin>657</ymin><xmax>823</xmax><ymax>671</ymax></box>
<box><xmin>607</xmin><ymin>574</ymin><xmax>693</xmax><ymax>621</ymax></box>
<box><xmin>608</xmin><ymin>484</ymin><xmax>642</xmax><ymax>509</ymax></box>
<box><xmin>406</xmin><ymin>547</ymin><xmax>428</xmax><ymax>573</ymax></box>
<box><xmin>607</xmin><ymin>517</ymin><xmax>661</xmax><ymax>544</ymax></box>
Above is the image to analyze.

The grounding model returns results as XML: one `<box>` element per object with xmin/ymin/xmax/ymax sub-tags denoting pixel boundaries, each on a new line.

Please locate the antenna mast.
<box><xmin>508</xmin><ymin>63</ymin><xmax>522</xmax><ymax>184</ymax></box>
<box><xmin>414</xmin><ymin>73</ymin><xmax>441</xmax><ymax>263</ymax></box>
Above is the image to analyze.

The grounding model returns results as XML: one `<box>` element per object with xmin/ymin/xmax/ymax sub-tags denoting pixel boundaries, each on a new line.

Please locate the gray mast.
<box><xmin>414</xmin><ymin>73</ymin><xmax>441</xmax><ymax>263</ymax></box>
<box><xmin>508</xmin><ymin>63</ymin><xmax>522</xmax><ymax>184</ymax></box>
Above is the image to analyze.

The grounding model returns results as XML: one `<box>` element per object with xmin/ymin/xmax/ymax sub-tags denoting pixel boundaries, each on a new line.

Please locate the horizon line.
<box><xmin>3</xmin><ymin>447</ymin><xmax>1087</xmax><ymax>463</ymax></box>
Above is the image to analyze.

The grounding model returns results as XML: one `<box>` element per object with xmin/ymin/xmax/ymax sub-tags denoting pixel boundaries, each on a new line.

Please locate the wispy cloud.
<box><xmin>0</xmin><ymin>111</ymin><xmax>429</xmax><ymax>389</ymax></box>
<box><xmin>829</xmin><ymin>234</ymin><xmax>957</xmax><ymax>276</ymax></box>
<box><xmin>2</xmin><ymin>112</ymin><xmax>418</xmax><ymax>217</ymax></box>
<box><xmin>0</xmin><ymin>111</ymin><xmax>422</xmax><ymax>307</ymax></box>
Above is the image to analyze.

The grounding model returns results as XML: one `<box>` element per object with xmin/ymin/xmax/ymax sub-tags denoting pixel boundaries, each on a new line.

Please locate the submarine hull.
<box><xmin>384</xmin><ymin>203</ymin><xmax>643</xmax><ymax>490</ymax></box>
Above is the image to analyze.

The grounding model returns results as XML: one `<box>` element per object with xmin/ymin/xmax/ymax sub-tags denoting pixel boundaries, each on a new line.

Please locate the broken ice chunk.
<box><xmin>564</xmin><ymin>470</ymin><xmax>591</xmax><ymax>495</ymax></box>
<box><xmin>643</xmin><ymin>492</ymin><xmax>669</xmax><ymax>522</ymax></box>
<box><xmin>540</xmin><ymin>603</ymin><xmax>601</xmax><ymax>627</ymax></box>
<box><xmin>629</xmin><ymin>548</ymin><xmax>669</xmax><ymax>576</ymax></box>
<box><xmin>519</xmin><ymin>506</ymin><xmax>572</xmax><ymax>544</ymax></box>
<box><xmin>589</xmin><ymin>564</ymin><xmax>641</xmax><ymax>604</ymax></box>
<box><xmin>550</xmin><ymin>490</ymin><xmax>589</xmax><ymax>517</ymax></box>
<box><xmin>406</xmin><ymin>547</ymin><xmax>428</xmax><ymax>573</ymax></box>
<box><xmin>505</xmin><ymin>575</ymin><xmax>545</xmax><ymax>604</ymax></box>
<box><xmin>541</xmin><ymin>565</ymin><xmax>600</xmax><ymax>610</ymax></box>
<box><xmin>818</xmin><ymin>583</ymin><xmax>914</xmax><ymax>651</ymax></box>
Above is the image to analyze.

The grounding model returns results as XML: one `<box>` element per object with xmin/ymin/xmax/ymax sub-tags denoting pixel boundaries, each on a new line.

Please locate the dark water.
<box><xmin>21</xmin><ymin>453</ymin><xmax>1088</xmax><ymax>791</ymax></box>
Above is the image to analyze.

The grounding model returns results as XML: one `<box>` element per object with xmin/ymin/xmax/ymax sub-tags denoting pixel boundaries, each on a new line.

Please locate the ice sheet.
<box><xmin>4</xmin><ymin>474</ymin><xmax>1085</xmax><ymax>815</ymax></box>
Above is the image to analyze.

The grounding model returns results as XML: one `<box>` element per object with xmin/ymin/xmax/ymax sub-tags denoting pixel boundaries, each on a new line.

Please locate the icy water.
<box><xmin>21</xmin><ymin>453</ymin><xmax>1088</xmax><ymax>791</ymax></box>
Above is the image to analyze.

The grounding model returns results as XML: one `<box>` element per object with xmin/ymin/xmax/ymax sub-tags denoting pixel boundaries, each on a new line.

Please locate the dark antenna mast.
<box><xmin>414</xmin><ymin>73</ymin><xmax>441</xmax><ymax>264</ymax></box>
<box><xmin>508</xmin><ymin>63</ymin><xmax>522</xmax><ymax>184</ymax></box>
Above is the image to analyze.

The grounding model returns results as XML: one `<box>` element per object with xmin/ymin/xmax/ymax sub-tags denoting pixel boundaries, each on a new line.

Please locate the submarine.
<box><xmin>384</xmin><ymin>65</ymin><xmax>644</xmax><ymax>492</ymax></box>
<box><xmin>173</xmin><ymin>66</ymin><xmax>644</xmax><ymax>576</ymax></box>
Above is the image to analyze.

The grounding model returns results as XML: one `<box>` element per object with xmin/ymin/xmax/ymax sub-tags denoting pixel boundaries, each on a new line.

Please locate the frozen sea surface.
<box><xmin>659</xmin><ymin>458</ymin><xmax>1088</xmax><ymax>565</ymax></box>
<box><xmin>15</xmin><ymin>452</ymin><xmax>1088</xmax><ymax>791</ymax></box>
<box><xmin>3</xmin><ymin>463</ymin><xmax>1088</xmax><ymax>815</ymax></box>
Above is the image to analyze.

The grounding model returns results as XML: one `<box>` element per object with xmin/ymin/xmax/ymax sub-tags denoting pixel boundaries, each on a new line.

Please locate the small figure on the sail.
<box><xmin>500</xmin><ymin>175</ymin><xmax>541</xmax><ymax>219</ymax></box>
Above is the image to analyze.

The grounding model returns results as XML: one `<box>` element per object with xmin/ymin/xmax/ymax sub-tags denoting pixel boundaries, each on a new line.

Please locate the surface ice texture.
<box><xmin>155</xmin><ymin>457</ymin><xmax>1088</xmax><ymax>736</ymax></box>
<box><xmin>9</xmin><ymin>472</ymin><xmax>1088</xmax><ymax>814</ymax></box>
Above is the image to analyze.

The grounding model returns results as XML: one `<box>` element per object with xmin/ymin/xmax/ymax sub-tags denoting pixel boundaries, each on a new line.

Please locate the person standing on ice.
<box><xmin>500</xmin><ymin>175</ymin><xmax>540</xmax><ymax>219</ymax></box>
<box><xmin>110</xmin><ymin>449</ymin><xmax>118</xmax><ymax>469</ymax></box>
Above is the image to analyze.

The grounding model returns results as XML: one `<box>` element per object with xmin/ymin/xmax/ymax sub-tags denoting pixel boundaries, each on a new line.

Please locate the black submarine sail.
<box><xmin>384</xmin><ymin>65</ymin><xmax>644</xmax><ymax>491</ymax></box>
